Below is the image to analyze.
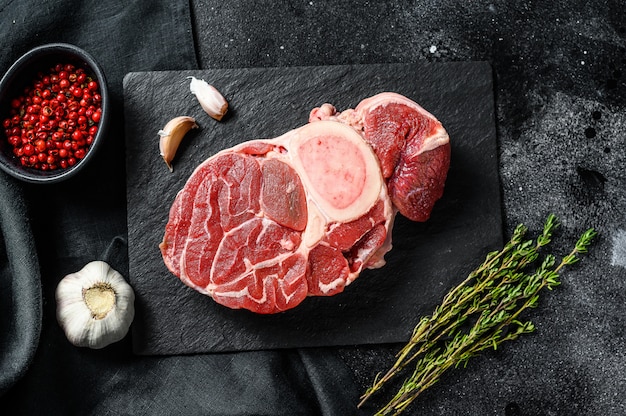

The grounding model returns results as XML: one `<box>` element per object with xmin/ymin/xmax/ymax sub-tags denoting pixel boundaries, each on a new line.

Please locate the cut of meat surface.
<box><xmin>161</xmin><ymin>120</ymin><xmax>394</xmax><ymax>313</ymax></box>
<box><xmin>161</xmin><ymin>93</ymin><xmax>450</xmax><ymax>314</ymax></box>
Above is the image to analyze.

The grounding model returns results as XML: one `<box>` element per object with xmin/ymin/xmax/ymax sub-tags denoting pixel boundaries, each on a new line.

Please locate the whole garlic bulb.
<box><xmin>56</xmin><ymin>261</ymin><xmax>135</xmax><ymax>349</ymax></box>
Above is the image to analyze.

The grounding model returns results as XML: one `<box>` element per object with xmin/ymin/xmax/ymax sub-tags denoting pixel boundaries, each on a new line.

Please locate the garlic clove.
<box><xmin>55</xmin><ymin>261</ymin><xmax>135</xmax><ymax>349</ymax></box>
<box><xmin>188</xmin><ymin>76</ymin><xmax>228</xmax><ymax>121</ymax></box>
<box><xmin>158</xmin><ymin>116</ymin><xmax>198</xmax><ymax>172</ymax></box>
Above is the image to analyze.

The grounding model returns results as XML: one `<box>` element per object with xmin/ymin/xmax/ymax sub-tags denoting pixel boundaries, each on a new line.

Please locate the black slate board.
<box><xmin>123</xmin><ymin>62</ymin><xmax>502</xmax><ymax>355</ymax></box>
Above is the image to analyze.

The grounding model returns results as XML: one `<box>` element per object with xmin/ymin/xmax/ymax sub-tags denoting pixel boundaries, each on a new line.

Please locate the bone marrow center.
<box><xmin>298</xmin><ymin>134</ymin><xmax>366</xmax><ymax>210</ymax></box>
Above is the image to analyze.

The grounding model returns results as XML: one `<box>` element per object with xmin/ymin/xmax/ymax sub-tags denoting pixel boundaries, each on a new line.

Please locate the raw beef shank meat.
<box><xmin>160</xmin><ymin>92</ymin><xmax>450</xmax><ymax>314</ymax></box>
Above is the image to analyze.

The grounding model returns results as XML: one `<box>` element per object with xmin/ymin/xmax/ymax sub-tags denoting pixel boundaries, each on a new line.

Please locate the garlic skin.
<box><xmin>158</xmin><ymin>116</ymin><xmax>198</xmax><ymax>172</ymax></box>
<box><xmin>188</xmin><ymin>76</ymin><xmax>228</xmax><ymax>121</ymax></box>
<box><xmin>56</xmin><ymin>261</ymin><xmax>135</xmax><ymax>349</ymax></box>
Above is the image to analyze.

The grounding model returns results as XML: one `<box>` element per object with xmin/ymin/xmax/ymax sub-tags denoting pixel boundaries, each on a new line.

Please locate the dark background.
<box><xmin>1</xmin><ymin>1</ymin><xmax>625</xmax><ymax>415</ymax></box>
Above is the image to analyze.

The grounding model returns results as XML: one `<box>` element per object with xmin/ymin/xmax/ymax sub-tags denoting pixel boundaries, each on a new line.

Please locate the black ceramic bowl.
<box><xmin>0</xmin><ymin>43</ymin><xmax>109</xmax><ymax>184</ymax></box>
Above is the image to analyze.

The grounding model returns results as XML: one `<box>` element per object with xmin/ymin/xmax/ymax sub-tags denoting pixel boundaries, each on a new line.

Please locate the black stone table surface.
<box><xmin>1</xmin><ymin>1</ymin><xmax>625</xmax><ymax>415</ymax></box>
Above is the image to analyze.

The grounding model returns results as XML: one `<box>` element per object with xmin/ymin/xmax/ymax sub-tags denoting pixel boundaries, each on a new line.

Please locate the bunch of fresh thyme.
<box><xmin>358</xmin><ymin>214</ymin><xmax>597</xmax><ymax>416</ymax></box>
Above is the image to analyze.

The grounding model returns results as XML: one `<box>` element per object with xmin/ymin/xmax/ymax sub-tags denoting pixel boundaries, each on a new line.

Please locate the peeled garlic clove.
<box><xmin>188</xmin><ymin>76</ymin><xmax>228</xmax><ymax>121</ymax></box>
<box><xmin>55</xmin><ymin>261</ymin><xmax>135</xmax><ymax>349</ymax></box>
<box><xmin>158</xmin><ymin>116</ymin><xmax>198</xmax><ymax>172</ymax></box>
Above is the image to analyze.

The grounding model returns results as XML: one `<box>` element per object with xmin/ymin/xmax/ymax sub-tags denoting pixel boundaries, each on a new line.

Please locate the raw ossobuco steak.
<box><xmin>160</xmin><ymin>92</ymin><xmax>451</xmax><ymax>313</ymax></box>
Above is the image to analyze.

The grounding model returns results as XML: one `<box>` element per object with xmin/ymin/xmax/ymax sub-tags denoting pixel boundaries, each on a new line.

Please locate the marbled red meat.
<box><xmin>160</xmin><ymin>93</ymin><xmax>450</xmax><ymax>314</ymax></box>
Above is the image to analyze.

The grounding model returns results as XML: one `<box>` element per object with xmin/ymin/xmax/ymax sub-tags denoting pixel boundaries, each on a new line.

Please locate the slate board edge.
<box><xmin>123</xmin><ymin>61</ymin><xmax>503</xmax><ymax>355</ymax></box>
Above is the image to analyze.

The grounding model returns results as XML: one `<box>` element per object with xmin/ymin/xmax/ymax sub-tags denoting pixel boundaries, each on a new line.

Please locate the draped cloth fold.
<box><xmin>0</xmin><ymin>173</ymin><xmax>41</xmax><ymax>396</ymax></box>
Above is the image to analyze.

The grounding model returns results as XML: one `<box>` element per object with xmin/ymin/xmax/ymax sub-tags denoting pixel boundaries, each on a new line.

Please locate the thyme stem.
<box><xmin>358</xmin><ymin>214</ymin><xmax>597</xmax><ymax>415</ymax></box>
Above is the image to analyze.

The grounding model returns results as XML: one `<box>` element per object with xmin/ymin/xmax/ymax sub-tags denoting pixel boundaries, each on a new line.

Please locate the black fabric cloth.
<box><xmin>0</xmin><ymin>0</ymin><xmax>366</xmax><ymax>415</ymax></box>
<box><xmin>0</xmin><ymin>174</ymin><xmax>41</xmax><ymax>397</ymax></box>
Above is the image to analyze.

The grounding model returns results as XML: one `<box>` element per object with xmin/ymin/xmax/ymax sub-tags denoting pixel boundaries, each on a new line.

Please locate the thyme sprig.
<box><xmin>358</xmin><ymin>214</ymin><xmax>596</xmax><ymax>415</ymax></box>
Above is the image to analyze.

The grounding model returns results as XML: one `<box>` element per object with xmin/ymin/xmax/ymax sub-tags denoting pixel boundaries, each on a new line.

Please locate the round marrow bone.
<box><xmin>287</xmin><ymin>121</ymin><xmax>383</xmax><ymax>224</ymax></box>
